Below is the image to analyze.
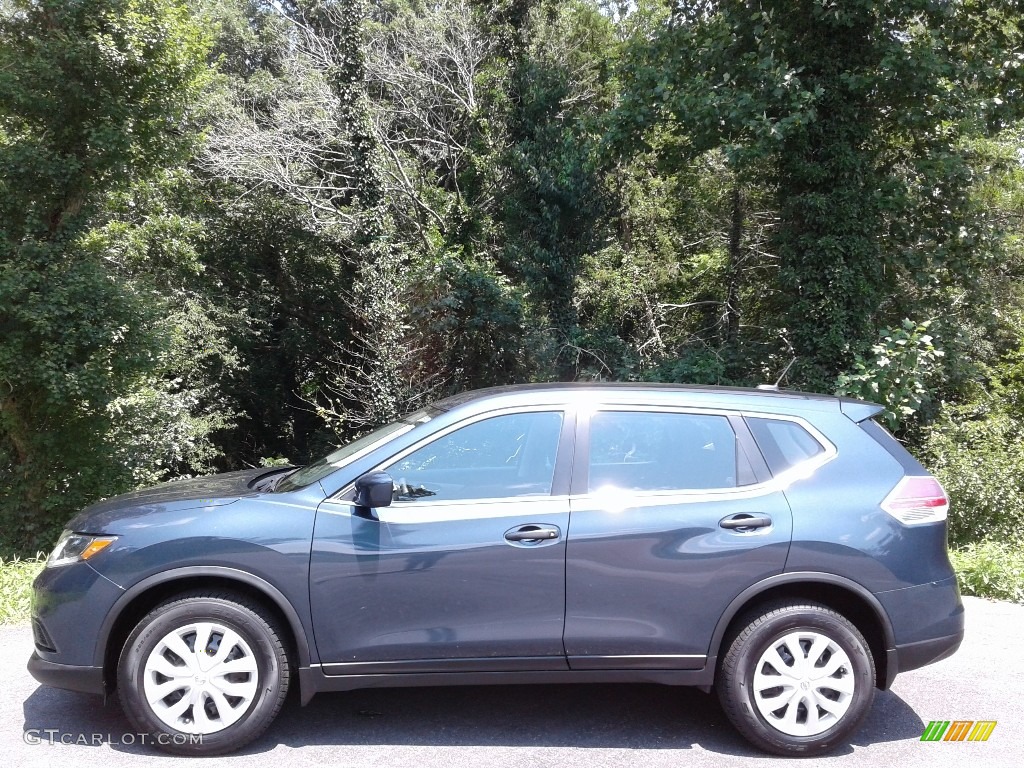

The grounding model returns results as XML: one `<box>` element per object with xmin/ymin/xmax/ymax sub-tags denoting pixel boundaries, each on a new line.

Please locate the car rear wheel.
<box><xmin>117</xmin><ymin>591</ymin><xmax>289</xmax><ymax>755</ymax></box>
<box><xmin>717</xmin><ymin>601</ymin><xmax>875</xmax><ymax>756</ymax></box>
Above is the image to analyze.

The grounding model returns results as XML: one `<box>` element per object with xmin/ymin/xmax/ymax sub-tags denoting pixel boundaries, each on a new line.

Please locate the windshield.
<box><xmin>275</xmin><ymin>408</ymin><xmax>435</xmax><ymax>492</ymax></box>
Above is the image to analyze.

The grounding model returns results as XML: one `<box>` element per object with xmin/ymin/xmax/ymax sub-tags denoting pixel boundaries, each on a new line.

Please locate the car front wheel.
<box><xmin>717</xmin><ymin>601</ymin><xmax>875</xmax><ymax>756</ymax></box>
<box><xmin>117</xmin><ymin>591</ymin><xmax>290</xmax><ymax>755</ymax></box>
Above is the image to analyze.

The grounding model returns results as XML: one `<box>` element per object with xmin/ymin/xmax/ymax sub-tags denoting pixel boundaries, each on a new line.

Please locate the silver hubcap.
<box><xmin>143</xmin><ymin>622</ymin><xmax>259</xmax><ymax>734</ymax></box>
<box><xmin>752</xmin><ymin>630</ymin><xmax>855</xmax><ymax>737</ymax></box>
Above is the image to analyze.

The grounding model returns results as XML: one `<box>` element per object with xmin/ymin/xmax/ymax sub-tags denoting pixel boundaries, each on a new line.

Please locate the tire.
<box><xmin>716</xmin><ymin>601</ymin><xmax>875</xmax><ymax>756</ymax></box>
<box><xmin>117</xmin><ymin>591</ymin><xmax>290</xmax><ymax>755</ymax></box>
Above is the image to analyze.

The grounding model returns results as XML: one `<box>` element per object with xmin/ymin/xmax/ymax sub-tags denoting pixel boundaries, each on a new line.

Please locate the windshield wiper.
<box><xmin>249</xmin><ymin>467</ymin><xmax>300</xmax><ymax>492</ymax></box>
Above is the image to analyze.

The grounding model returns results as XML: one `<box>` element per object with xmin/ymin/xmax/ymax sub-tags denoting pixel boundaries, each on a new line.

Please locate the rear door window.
<box><xmin>587</xmin><ymin>411</ymin><xmax>739</xmax><ymax>492</ymax></box>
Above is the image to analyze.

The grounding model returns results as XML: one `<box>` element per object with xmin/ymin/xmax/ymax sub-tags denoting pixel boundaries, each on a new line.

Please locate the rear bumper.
<box><xmin>27</xmin><ymin>652</ymin><xmax>104</xmax><ymax>696</ymax></box>
<box><xmin>877</xmin><ymin>574</ymin><xmax>964</xmax><ymax>687</ymax></box>
<box><xmin>883</xmin><ymin>628</ymin><xmax>963</xmax><ymax>690</ymax></box>
<box><xmin>895</xmin><ymin>629</ymin><xmax>964</xmax><ymax>673</ymax></box>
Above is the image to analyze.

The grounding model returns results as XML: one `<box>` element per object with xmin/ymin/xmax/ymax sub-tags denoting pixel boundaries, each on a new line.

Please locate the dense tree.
<box><xmin>2</xmin><ymin>0</ymin><xmax>1024</xmax><ymax>554</ymax></box>
<box><xmin>0</xmin><ymin>0</ymin><xmax>212</xmax><ymax>550</ymax></box>
<box><xmin>615</xmin><ymin>0</ymin><xmax>1024</xmax><ymax>388</ymax></box>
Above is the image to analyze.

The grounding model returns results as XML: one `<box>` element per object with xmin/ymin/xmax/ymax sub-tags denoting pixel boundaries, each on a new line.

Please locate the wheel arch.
<box><xmin>707</xmin><ymin>572</ymin><xmax>897</xmax><ymax>690</ymax></box>
<box><xmin>96</xmin><ymin>566</ymin><xmax>313</xmax><ymax>696</ymax></box>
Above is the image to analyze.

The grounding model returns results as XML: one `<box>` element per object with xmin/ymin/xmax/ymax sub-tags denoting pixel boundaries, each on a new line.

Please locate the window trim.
<box><xmin>729</xmin><ymin>413</ymin><xmax>772</xmax><ymax>484</ymax></box>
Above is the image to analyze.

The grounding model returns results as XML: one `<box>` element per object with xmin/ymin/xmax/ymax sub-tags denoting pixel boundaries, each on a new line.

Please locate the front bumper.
<box><xmin>29</xmin><ymin>561</ymin><xmax>124</xmax><ymax>670</ymax></box>
<box><xmin>27</xmin><ymin>652</ymin><xmax>104</xmax><ymax>696</ymax></box>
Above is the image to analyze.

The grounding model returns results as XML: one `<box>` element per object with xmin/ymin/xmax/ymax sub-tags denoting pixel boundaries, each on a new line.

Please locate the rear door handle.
<box><xmin>719</xmin><ymin>513</ymin><xmax>772</xmax><ymax>530</ymax></box>
<box><xmin>504</xmin><ymin>524</ymin><xmax>561</xmax><ymax>543</ymax></box>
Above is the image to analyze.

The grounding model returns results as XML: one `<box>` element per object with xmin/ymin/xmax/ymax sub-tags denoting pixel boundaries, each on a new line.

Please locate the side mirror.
<box><xmin>353</xmin><ymin>471</ymin><xmax>394</xmax><ymax>509</ymax></box>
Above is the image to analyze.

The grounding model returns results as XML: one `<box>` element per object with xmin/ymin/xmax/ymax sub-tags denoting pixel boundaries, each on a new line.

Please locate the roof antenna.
<box><xmin>757</xmin><ymin>357</ymin><xmax>796</xmax><ymax>391</ymax></box>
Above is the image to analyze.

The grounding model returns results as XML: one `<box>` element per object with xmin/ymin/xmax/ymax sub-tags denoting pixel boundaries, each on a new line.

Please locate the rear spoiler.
<box><xmin>839</xmin><ymin>398</ymin><xmax>885</xmax><ymax>423</ymax></box>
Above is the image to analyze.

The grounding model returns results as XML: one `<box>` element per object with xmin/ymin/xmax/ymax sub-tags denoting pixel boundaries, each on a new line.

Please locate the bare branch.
<box><xmin>364</xmin><ymin>1</ymin><xmax>489</xmax><ymax>219</ymax></box>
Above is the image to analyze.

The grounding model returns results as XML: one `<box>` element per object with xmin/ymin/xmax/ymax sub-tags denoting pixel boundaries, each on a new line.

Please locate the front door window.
<box><xmin>388</xmin><ymin>411</ymin><xmax>564</xmax><ymax>502</ymax></box>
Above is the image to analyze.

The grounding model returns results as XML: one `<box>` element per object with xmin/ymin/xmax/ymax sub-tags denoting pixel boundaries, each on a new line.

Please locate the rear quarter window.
<box><xmin>746</xmin><ymin>417</ymin><xmax>825</xmax><ymax>475</ymax></box>
<box><xmin>859</xmin><ymin>418</ymin><xmax>928</xmax><ymax>473</ymax></box>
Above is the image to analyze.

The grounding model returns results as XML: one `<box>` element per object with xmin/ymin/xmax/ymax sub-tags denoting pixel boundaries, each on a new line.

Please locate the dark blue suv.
<box><xmin>28</xmin><ymin>384</ymin><xmax>963</xmax><ymax>756</ymax></box>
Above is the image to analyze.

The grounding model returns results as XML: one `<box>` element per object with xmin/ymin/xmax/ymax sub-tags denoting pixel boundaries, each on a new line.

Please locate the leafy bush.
<box><xmin>950</xmin><ymin>541</ymin><xmax>1024</xmax><ymax>603</ymax></box>
<box><xmin>0</xmin><ymin>556</ymin><xmax>44</xmax><ymax>624</ymax></box>
<box><xmin>836</xmin><ymin>320</ymin><xmax>943</xmax><ymax>431</ymax></box>
<box><xmin>923</xmin><ymin>401</ymin><xmax>1024</xmax><ymax>548</ymax></box>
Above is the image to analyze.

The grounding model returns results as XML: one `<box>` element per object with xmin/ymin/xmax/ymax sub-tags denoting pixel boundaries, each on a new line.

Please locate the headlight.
<box><xmin>46</xmin><ymin>531</ymin><xmax>118</xmax><ymax>568</ymax></box>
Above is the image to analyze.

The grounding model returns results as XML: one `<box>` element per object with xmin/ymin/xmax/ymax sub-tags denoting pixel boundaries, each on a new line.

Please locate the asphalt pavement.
<box><xmin>4</xmin><ymin>596</ymin><xmax>1021</xmax><ymax>767</ymax></box>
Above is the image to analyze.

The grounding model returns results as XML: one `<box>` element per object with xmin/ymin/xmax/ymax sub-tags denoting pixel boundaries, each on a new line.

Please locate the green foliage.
<box><xmin>2</xmin><ymin>0</ymin><xmax>1024</xmax><ymax>561</ymax></box>
<box><xmin>491</xmin><ymin>1</ymin><xmax>617</xmax><ymax>371</ymax></box>
<box><xmin>614</xmin><ymin>0</ymin><xmax>1024</xmax><ymax>389</ymax></box>
<box><xmin>950</xmin><ymin>541</ymin><xmax>1024</xmax><ymax>603</ymax></box>
<box><xmin>0</xmin><ymin>0</ymin><xmax>211</xmax><ymax>239</ymax></box>
<box><xmin>614</xmin><ymin>1</ymin><xmax>820</xmax><ymax>163</ymax></box>
<box><xmin>259</xmin><ymin>456</ymin><xmax>293</xmax><ymax>468</ymax></box>
<box><xmin>0</xmin><ymin>556</ymin><xmax>45</xmax><ymax>622</ymax></box>
<box><xmin>837</xmin><ymin>320</ymin><xmax>944</xmax><ymax>431</ymax></box>
<box><xmin>310</xmin><ymin>239</ymin><xmax>422</xmax><ymax>435</ymax></box>
<box><xmin>924</xmin><ymin>400</ymin><xmax>1024</xmax><ymax>548</ymax></box>
<box><xmin>408</xmin><ymin>251</ymin><xmax>531</xmax><ymax>391</ymax></box>
<box><xmin>0</xmin><ymin>1</ymin><xmax>213</xmax><ymax>551</ymax></box>
<box><xmin>0</xmin><ymin>252</ymin><xmax>167</xmax><ymax>546</ymax></box>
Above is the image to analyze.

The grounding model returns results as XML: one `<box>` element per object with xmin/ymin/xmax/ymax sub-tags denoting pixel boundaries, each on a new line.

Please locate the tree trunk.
<box><xmin>726</xmin><ymin>183</ymin><xmax>743</xmax><ymax>345</ymax></box>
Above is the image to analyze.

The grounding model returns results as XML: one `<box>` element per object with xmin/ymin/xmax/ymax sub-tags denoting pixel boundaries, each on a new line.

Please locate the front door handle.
<box><xmin>719</xmin><ymin>513</ymin><xmax>772</xmax><ymax>530</ymax></box>
<box><xmin>504</xmin><ymin>524</ymin><xmax>560</xmax><ymax>543</ymax></box>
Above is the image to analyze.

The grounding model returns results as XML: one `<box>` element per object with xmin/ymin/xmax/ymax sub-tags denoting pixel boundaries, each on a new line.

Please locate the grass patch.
<box><xmin>0</xmin><ymin>556</ymin><xmax>44</xmax><ymax>624</ymax></box>
<box><xmin>950</xmin><ymin>540</ymin><xmax>1024</xmax><ymax>603</ymax></box>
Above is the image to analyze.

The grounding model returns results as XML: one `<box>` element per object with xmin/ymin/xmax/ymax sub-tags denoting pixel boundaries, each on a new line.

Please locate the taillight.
<box><xmin>881</xmin><ymin>476</ymin><xmax>949</xmax><ymax>525</ymax></box>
